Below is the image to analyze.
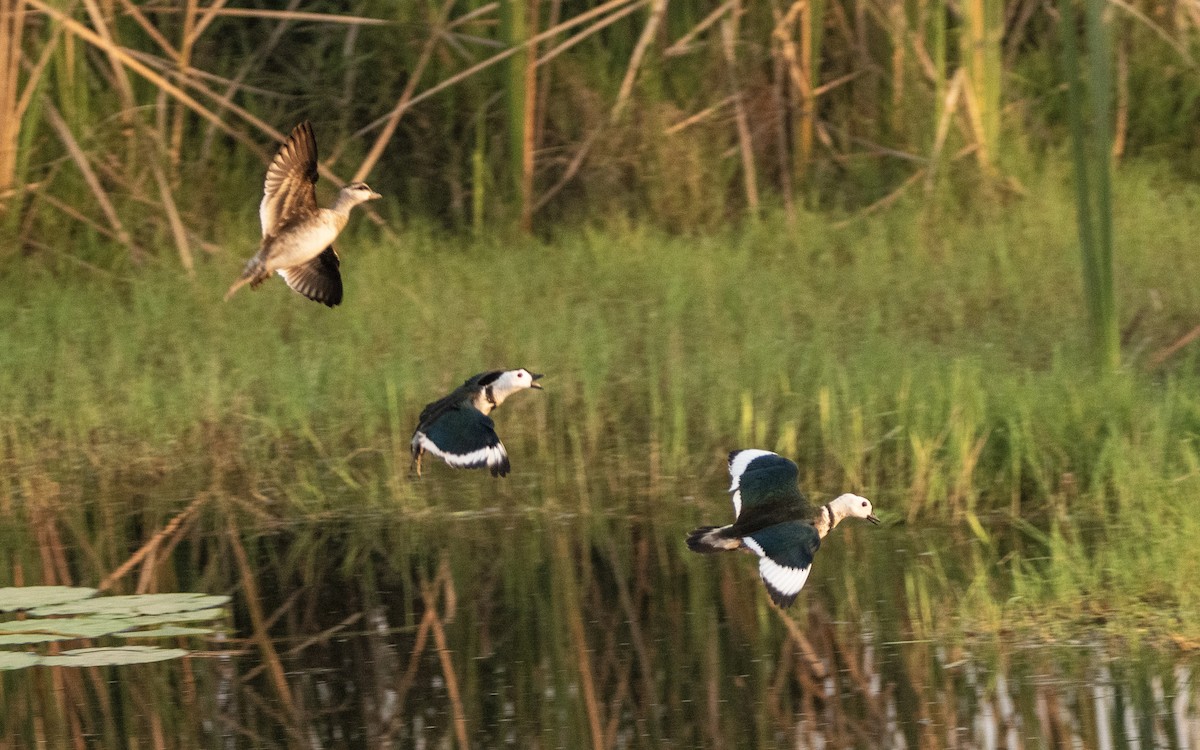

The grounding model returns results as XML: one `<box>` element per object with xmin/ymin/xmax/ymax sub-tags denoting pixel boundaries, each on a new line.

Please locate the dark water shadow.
<box><xmin>2</xmin><ymin>502</ymin><xmax>1198</xmax><ymax>748</ymax></box>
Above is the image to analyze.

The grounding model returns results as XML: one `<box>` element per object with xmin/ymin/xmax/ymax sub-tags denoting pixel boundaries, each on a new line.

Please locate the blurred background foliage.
<box><xmin>2</xmin><ymin>0</ymin><xmax>1199</xmax><ymax>264</ymax></box>
<box><xmin>6</xmin><ymin>0</ymin><xmax>1200</xmax><ymax>664</ymax></box>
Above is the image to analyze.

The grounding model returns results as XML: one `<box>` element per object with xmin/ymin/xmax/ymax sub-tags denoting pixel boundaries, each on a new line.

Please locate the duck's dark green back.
<box><xmin>415</xmin><ymin>371</ymin><xmax>504</xmax><ymax>429</ymax></box>
<box><xmin>728</xmin><ymin>451</ymin><xmax>815</xmax><ymax>535</ymax></box>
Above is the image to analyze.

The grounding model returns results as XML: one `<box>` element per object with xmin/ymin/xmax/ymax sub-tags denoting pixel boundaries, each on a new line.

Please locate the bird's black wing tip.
<box><xmin>765</xmin><ymin>586</ymin><xmax>800</xmax><ymax>609</ymax></box>
<box><xmin>490</xmin><ymin>458</ymin><xmax>512</xmax><ymax>478</ymax></box>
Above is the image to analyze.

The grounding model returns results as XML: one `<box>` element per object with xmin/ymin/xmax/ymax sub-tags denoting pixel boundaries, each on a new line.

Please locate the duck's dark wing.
<box><xmin>416</xmin><ymin>370</ymin><xmax>506</xmax><ymax>425</ymax></box>
<box><xmin>277</xmin><ymin>247</ymin><xmax>342</xmax><ymax>307</ymax></box>
<box><xmin>727</xmin><ymin>450</ymin><xmax>811</xmax><ymax>521</ymax></box>
<box><xmin>260</xmin><ymin>121</ymin><xmax>319</xmax><ymax>237</ymax></box>
<box><xmin>412</xmin><ymin>407</ymin><xmax>510</xmax><ymax>477</ymax></box>
<box><xmin>742</xmin><ymin>521</ymin><xmax>821</xmax><ymax>608</ymax></box>
<box><xmin>416</xmin><ymin>386</ymin><xmax>474</xmax><ymax>428</ymax></box>
<box><xmin>464</xmin><ymin>370</ymin><xmax>503</xmax><ymax>388</ymax></box>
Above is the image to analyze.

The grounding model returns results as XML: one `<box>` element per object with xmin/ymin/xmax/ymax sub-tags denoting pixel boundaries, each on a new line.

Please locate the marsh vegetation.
<box><xmin>5</xmin><ymin>0</ymin><xmax>1200</xmax><ymax>745</ymax></box>
<box><xmin>4</xmin><ymin>175</ymin><xmax>1200</xmax><ymax>743</ymax></box>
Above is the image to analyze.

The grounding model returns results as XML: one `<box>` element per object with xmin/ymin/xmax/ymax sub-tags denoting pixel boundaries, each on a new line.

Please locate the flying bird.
<box><xmin>687</xmin><ymin>449</ymin><xmax>880</xmax><ymax>607</ymax></box>
<box><xmin>225</xmin><ymin>120</ymin><xmax>380</xmax><ymax>307</ymax></box>
<box><xmin>411</xmin><ymin>369</ymin><xmax>544</xmax><ymax>477</ymax></box>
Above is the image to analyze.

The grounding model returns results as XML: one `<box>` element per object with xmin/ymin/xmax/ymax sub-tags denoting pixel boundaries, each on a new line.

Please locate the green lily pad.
<box><xmin>46</xmin><ymin>618</ymin><xmax>143</xmax><ymax>638</ymax></box>
<box><xmin>32</xmin><ymin>593</ymin><xmax>230</xmax><ymax>617</ymax></box>
<box><xmin>0</xmin><ymin>609</ymin><xmax>225</xmax><ymax>641</ymax></box>
<box><xmin>0</xmin><ymin>620</ymin><xmax>62</xmax><ymax>633</ymax></box>
<box><xmin>40</xmin><ymin>646</ymin><xmax>188</xmax><ymax>667</ymax></box>
<box><xmin>0</xmin><ymin>633</ymin><xmax>71</xmax><ymax>646</ymax></box>
<box><xmin>0</xmin><ymin>587</ymin><xmax>98</xmax><ymax>613</ymax></box>
<box><xmin>0</xmin><ymin>651</ymin><xmax>41</xmax><ymax>670</ymax></box>
<box><xmin>0</xmin><ymin>616</ymin><xmax>136</xmax><ymax>638</ymax></box>
<box><xmin>0</xmin><ymin>590</ymin><xmax>226</xmax><ymax>670</ymax></box>
<box><xmin>115</xmin><ymin>626</ymin><xmax>214</xmax><ymax>639</ymax></box>
<box><xmin>117</xmin><ymin>608</ymin><xmax>227</xmax><ymax>626</ymax></box>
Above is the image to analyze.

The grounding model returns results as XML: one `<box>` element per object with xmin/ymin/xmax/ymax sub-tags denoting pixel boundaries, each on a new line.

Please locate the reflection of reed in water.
<box><xmin>3</xmin><ymin>512</ymin><xmax>1199</xmax><ymax>748</ymax></box>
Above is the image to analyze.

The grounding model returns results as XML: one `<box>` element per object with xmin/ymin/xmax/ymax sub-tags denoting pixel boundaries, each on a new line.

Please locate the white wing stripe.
<box><xmin>728</xmin><ymin>449</ymin><xmax>777</xmax><ymax>517</ymax></box>
<box><xmin>742</xmin><ymin>537</ymin><xmax>812</xmax><ymax>597</ymax></box>
<box><xmin>416</xmin><ymin>433</ymin><xmax>508</xmax><ymax>470</ymax></box>
<box><xmin>728</xmin><ymin>449</ymin><xmax>777</xmax><ymax>491</ymax></box>
<box><xmin>758</xmin><ymin>558</ymin><xmax>811</xmax><ymax>597</ymax></box>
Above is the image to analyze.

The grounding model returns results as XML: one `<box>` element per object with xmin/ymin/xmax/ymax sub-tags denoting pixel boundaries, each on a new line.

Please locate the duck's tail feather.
<box><xmin>686</xmin><ymin>525</ymin><xmax>741</xmax><ymax>553</ymax></box>
<box><xmin>224</xmin><ymin>257</ymin><xmax>270</xmax><ymax>301</ymax></box>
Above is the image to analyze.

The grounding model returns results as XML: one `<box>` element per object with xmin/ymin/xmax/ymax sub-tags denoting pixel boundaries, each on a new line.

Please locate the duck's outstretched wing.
<box><xmin>260</xmin><ymin>121</ymin><xmax>319</xmax><ymax>237</ymax></box>
<box><xmin>727</xmin><ymin>450</ymin><xmax>810</xmax><ymax>519</ymax></box>
<box><xmin>742</xmin><ymin>521</ymin><xmax>821</xmax><ymax>608</ymax></box>
<box><xmin>277</xmin><ymin>246</ymin><xmax>342</xmax><ymax>307</ymax></box>
<box><xmin>411</xmin><ymin>407</ymin><xmax>511</xmax><ymax>477</ymax></box>
<box><xmin>416</xmin><ymin>387</ymin><xmax>470</xmax><ymax>429</ymax></box>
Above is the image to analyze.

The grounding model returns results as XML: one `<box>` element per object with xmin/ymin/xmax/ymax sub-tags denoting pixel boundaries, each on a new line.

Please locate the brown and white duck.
<box><xmin>225</xmin><ymin>121</ymin><xmax>380</xmax><ymax>307</ymax></box>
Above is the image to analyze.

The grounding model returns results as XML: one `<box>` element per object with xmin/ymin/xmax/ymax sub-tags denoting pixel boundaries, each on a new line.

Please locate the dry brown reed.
<box><xmin>14</xmin><ymin>0</ymin><xmax>1154</xmax><ymax>253</ymax></box>
<box><xmin>352</xmin><ymin>0</ymin><xmax>455</xmax><ymax>184</ymax></box>
<box><xmin>423</xmin><ymin>578</ymin><xmax>470</xmax><ymax>749</ymax></box>
<box><xmin>722</xmin><ymin>1</ymin><xmax>760</xmax><ymax>217</ymax></box>
<box><xmin>98</xmin><ymin>493</ymin><xmax>208</xmax><ymax>592</ymax></box>
<box><xmin>555</xmin><ymin>532</ymin><xmax>606</xmax><ymax>749</ymax></box>
<box><xmin>0</xmin><ymin>0</ymin><xmax>30</xmax><ymax>208</ymax></box>
<box><xmin>225</xmin><ymin>518</ymin><xmax>301</xmax><ymax>729</ymax></box>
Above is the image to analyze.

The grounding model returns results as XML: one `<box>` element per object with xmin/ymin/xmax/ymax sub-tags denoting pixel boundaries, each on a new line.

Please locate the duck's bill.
<box><xmin>867</xmin><ymin>514</ymin><xmax>881</xmax><ymax>525</ymax></box>
<box><xmin>530</xmin><ymin>372</ymin><xmax>545</xmax><ymax>389</ymax></box>
<box><xmin>368</xmin><ymin>190</ymin><xmax>382</xmax><ymax>200</ymax></box>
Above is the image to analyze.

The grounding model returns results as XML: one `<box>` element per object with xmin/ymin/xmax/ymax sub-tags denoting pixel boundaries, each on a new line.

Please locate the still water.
<box><xmin>2</xmin><ymin>483</ymin><xmax>1197</xmax><ymax>748</ymax></box>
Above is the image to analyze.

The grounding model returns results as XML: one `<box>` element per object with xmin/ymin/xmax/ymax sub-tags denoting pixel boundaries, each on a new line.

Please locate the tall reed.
<box><xmin>11</xmin><ymin>0</ymin><xmax>1200</xmax><ymax>244</ymax></box>
<box><xmin>0</xmin><ymin>0</ymin><xmax>46</xmax><ymax>233</ymax></box>
<box><xmin>501</xmin><ymin>0</ymin><xmax>536</xmax><ymax>231</ymax></box>
<box><xmin>0</xmin><ymin>0</ymin><xmax>23</xmax><ymax>206</ymax></box>
<box><xmin>1061</xmin><ymin>0</ymin><xmax>1119</xmax><ymax>370</ymax></box>
<box><xmin>960</xmin><ymin>0</ymin><xmax>1003</xmax><ymax>169</ymax></box>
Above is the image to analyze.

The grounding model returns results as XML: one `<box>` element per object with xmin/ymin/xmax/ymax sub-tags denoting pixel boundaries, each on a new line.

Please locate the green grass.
<box><xmin>5</xmin><ymin>157</ymin><xmax>1200</xmax><ymax>637</ymax></box>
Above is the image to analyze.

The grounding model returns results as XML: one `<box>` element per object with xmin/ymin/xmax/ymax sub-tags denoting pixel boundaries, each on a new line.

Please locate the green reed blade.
<box><xmin>1061</xmin><ymin>0</ymin><xmax>1119</xmax><ymax>370</ymax></box>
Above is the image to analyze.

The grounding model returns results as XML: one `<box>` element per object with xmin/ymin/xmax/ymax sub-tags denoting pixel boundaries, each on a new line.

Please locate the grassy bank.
<box><xmin>5</xmin><ymin>158</ymin><xmax>1200</xmax><ymax>635</ymax></box>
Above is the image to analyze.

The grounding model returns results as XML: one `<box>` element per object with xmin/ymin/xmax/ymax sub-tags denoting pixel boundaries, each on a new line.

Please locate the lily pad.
<box><xmin>0</xmin><ymin>651</ymin><xmax>41</xmax><ymax>670</ymax></box>
<box><xmin>0</xmin><ymin>586</ymin><xmax>98</xmax><ymax>613</ymax></box>
<box><xmin>0</xmin><ymin>589</ymin><xmax>227</xmax><ymax>670</ymax></box>
<box><xmin>40</xmin><ymin>646</ymin><xmax>188</xmax><ymax>667</ymax></box>
<box><xmin>32</xmin><ymin>593</ymin><xmax>230</xmax><ymax>617</ymax></box>
<box><xmin>0</xmin><ymin>616</ymin><xmax>139</xmax><ymax>638</ymax></box>
<box><xmin>0</xmin><ymin>633</ymin><xmax>71</xmax><ymax>646</ymax></box>
<box><xmin>41</xmin><ymin>618</ymin><xmax>144</xmax><ymax>639</ymax></box>
<box><xmin>1</xmin><ymin>610</ymin><xmax>225</xmax><ymax>641</ymax></box>
<box><xmin>117</xmin><ymin>608</ymin><xmax>227</xmax><ymax>627</ymax></box>
<box><xmin>0</xmin><ymin>620</ymin><xmax>64</xmax><ymax>633</ymax></box>
<box><xmin>115</xmin><ymin>626</ymin><xmax>214</xmax><ymax>639</ymax></box>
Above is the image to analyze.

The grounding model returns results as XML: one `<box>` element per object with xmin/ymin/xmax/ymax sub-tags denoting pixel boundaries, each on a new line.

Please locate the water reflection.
<box><xmin>2</xmin><ymin>510</ymin><xmax>1198</xmax><ymax>748</ymax></box>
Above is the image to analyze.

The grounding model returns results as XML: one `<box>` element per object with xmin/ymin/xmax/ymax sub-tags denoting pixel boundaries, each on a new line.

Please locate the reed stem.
<box><xmin>1061</xmin><ymin>0</ymin><xmax>1119</xmax><ymax>369</ymax></box>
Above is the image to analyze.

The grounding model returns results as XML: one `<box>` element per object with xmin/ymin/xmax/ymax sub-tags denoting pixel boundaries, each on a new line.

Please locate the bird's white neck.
<box><xmin>813</xmin><ymin>495</ymin><xmax>856</xmax><ymax>538</ymax></box>
<box><xmin>472</xmin><ymin>382</ymin><xmax>525</xmax><ymax>414</ymax></box>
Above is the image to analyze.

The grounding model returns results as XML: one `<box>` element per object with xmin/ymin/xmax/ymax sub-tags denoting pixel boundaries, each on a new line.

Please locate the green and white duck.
<box><xmin>687</xmin><ymin>449</ymin><xmax>880</xmax><ymax>607</ymax></box>
<box><xmin>225</xmin><ymin>121</ymin><xmax>380</xmax><ymax>307</ymax></box>
<box><xmin>410</xmin><ymin>369</ymin><xmax>544</xmax><ymax>477</ymax></box>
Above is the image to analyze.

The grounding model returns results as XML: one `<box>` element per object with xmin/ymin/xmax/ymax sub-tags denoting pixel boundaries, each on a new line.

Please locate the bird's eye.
<box><xmin>861</xmin><ymin>501</ymin><xmax>868</xmax><ymax>507</ymax></box>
